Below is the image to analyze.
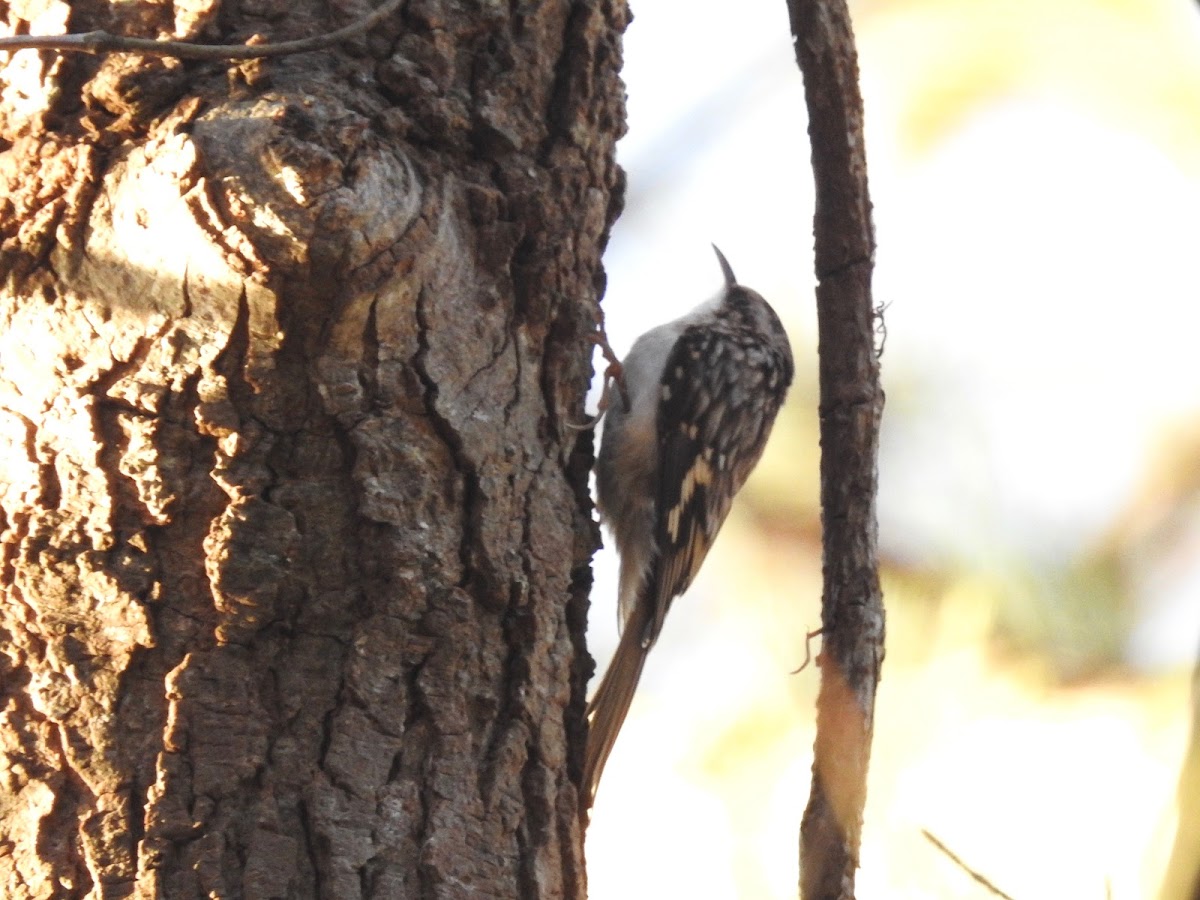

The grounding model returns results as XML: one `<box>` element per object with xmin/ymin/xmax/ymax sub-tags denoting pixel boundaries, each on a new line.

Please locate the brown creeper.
<box><xmin>585</xmin><ymin>246</ymin><xmax>794</xmax><ymax>808</ymax></box>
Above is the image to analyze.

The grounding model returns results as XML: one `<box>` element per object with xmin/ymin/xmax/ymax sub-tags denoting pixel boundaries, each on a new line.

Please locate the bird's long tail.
<box><xmin>583</xmin><ymin>603</ymin><xmax>650</xmax><ymax>810</ymax></box>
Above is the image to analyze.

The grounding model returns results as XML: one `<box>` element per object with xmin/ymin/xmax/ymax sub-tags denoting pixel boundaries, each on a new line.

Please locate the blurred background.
<box><xmin>583</xmin><ymin>1</ymin><xmax>1200</xmax><ymax>897</ymax></box>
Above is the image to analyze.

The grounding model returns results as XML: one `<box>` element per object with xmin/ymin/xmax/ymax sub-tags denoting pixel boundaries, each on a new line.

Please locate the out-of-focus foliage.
<box><xmin>862</xmin><ymin>0</ymin><xmax>1200</xmax><ymax>169</ymax></box>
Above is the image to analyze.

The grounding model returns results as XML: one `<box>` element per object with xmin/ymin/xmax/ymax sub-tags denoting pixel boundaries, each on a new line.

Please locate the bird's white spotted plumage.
<box><xmin>584</xmin><ymin>246</ymin><xmax>794</xmax><ymax>809</ymax></box>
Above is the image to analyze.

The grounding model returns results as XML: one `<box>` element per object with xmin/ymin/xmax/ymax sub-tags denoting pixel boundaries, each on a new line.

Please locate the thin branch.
<box><xmin>0</xmin><ymin>0</ymin><xmax>404</xmax><ymax>60</ymax></box>
<box><xmin>788</xmin><ymin>0</ymin><xmax>884</xmax><ymax>897</ymax></box>
<box><xmin>921</xmin><ymin>829</ymin><xmax>1017</xmax><ymax>900</ymax></box>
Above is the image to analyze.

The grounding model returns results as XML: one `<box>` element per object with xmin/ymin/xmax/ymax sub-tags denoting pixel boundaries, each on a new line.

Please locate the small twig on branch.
<box><xmin>921</xmin><ymin>829</ymin><xmax>1017</xmax><ymax>900</ymax></box>
<box><xmin>873</xmin><ymin>299</ymin><xmax>891</xmax><ymax>359</ymax></box>
<box><xmin>0</xmin><ymin>0</ymin><xmax>404</xmax><ymax>60</ymax></box>
<box><xmin>791</xmin><ymin>627</ymin><xmax>824</xmax><ymax>674</ymax></box>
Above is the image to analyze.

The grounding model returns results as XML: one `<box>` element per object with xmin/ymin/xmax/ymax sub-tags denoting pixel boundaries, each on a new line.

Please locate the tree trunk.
<box><xmin>0</xmin><ymin>0</ymin><xmax>626</xmax><ymax>897</ymax></box>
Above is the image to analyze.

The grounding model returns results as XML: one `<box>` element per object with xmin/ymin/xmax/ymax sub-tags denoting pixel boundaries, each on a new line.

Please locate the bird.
<box><xmin>584</xmin><ymin>245</ymin><xmax>794</xmax><ymax>808</ymax></box>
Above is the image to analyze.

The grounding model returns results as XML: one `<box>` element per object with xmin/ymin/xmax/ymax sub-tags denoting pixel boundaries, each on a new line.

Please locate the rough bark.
<box><xmin>786</xmin><ymin>1</ymin><xmax>885</xmax><ymax>898</ymax></box>
<box><xmin>0</xmin><ymin>0</ymin><xmax>626</xmax><ymax>897</ymax></box>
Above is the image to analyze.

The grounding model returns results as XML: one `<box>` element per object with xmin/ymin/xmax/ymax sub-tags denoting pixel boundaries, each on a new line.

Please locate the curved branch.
<box><xmin>0</xmin><ymin>0</ymin><xmax>403</xmax><ymax>60</ymax></box>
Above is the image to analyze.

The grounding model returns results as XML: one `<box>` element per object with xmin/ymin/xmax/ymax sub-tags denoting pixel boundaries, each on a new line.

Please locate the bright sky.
<box><xmin>587</xmin><ymin>1</ymin><xmax>1200</xmax><ymax>897</ymax></box>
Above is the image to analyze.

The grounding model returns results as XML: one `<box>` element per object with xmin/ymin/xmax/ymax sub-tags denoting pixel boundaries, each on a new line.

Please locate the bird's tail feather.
<box><xmin>583</xmin><ymin>606</ymin><xmax>650</xmax><ymax>809</ymax></box>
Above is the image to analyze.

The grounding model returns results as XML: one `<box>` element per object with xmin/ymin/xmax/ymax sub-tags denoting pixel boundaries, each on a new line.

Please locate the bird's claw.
<box><xmin>566</xmin><ymin>310</ymin><xmax>628</xmax><ymax>430</ymax></box>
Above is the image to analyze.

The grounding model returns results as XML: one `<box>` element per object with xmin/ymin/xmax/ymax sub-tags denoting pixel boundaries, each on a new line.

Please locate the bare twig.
<box><xmin>873</xmin><ymin>299</ymin><xmax>891</xmax><ymax>359</ymax></box>
<box><xmin>921</xmin><ymin>829</ymin><xmax>1017</xmax><ymax>900</ymax></box>
<box><xmin>0</xmin><ymin>0</ymin><xmax>404</xmax><ymax>60</ymax></box>
<box><xmin>791</xmin><ymin>627</ymin><xmax>824</xmax><ymax>674</ymax></box>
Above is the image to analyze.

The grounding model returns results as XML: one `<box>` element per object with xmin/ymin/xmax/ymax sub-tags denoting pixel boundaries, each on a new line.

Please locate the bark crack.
<box><xmin>358</xmin><ymin>293</ymin><xmax>381</xmax><ymax>415</ymax></box>
<box><xmin>515</xmin><ymin>461</ymin><xmax>544</xmax><ymax>900</ymax></box>
<box><xmin>411</xmin><ymin>282</ymin><xmax>479</xmax><ymax>591</ymax></box>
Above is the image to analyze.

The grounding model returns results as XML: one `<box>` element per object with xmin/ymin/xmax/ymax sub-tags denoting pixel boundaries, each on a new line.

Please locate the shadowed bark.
<box><xmin>786</xmin><ymin>1</ymin><xmax>885</xmax><ymax>898</ymax></box>
<box><xmin>0</xmin><ymin>0</ymin><xmax>626</xmax><ymax>896</ymax></box>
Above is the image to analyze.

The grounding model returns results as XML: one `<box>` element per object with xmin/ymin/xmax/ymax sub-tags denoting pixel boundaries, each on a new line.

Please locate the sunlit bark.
<box><xmin>0</xmin><ymin>0</ymin><xmax>626</xmax><ymax>895</ymax></box>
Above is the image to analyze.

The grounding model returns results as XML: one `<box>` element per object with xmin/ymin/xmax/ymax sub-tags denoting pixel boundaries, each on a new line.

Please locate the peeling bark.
<box><xmin>0</xmin><ymin>0</ymin><xmax>626</xmax><ymax>897</ymax></box>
